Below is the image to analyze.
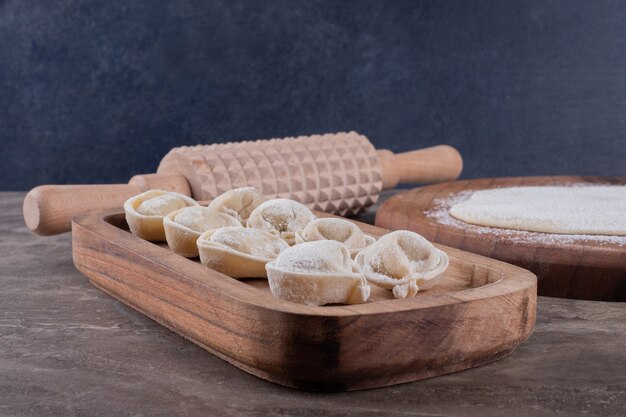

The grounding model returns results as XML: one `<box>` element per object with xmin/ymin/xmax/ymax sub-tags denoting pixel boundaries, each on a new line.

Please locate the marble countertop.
<box><xmin>1</xmin><ymin>191</ymin><xmax>625</xmax><ymax>417</ymax></box>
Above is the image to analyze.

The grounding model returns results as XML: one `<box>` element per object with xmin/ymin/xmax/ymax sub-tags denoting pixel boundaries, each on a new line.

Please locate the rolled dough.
<box><xmin>448</xmin><ymin>186</ymin><xmax>626</xmax><ymax>236</ymax></box>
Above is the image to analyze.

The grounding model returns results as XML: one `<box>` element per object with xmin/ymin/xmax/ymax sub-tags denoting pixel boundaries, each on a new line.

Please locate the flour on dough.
<box><xmin>448</xmin><ymin>186</ymin><xmax>626</xmax><ymax>236</ymax></box>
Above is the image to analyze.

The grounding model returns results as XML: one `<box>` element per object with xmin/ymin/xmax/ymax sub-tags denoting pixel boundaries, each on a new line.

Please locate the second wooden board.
<box><xmin>72</xmin><ymin>209</ymin><xmax>536</xmax><ymax>391</ymax></box>
<box><xmin>375</xmin><ymin>176</ymin><xmax>626</xmax><ymax>302</ymax></box>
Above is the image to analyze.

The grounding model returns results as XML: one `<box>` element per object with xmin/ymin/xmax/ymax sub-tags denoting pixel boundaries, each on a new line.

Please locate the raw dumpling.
<box><xmin>266</xmin><ymin>240</ymin><xmax>371</xmax><ymax>306</ymax></box>
<box><xmin>125</xmin><ymin>190</ymin><xmax>198</xmax><ymax>241</ymax></box>
<box><xmin>247</xmin><ymin>198</ymin><xmax>317</xmax><ymax>245</ymax></box>
<box><xmin>208</xmin><ymin>186</ymin><xmax>266</xmax><ymax>224</ymax></box>
<box><xmin>197</xmin><ymin>226</ymin><xmax>289</xmax><ymax>278</ymax></box>
<box><xmin>355</xmin><ymin>230</ymin><xmax>449</xmax><ymax>299</ymax></box>
<box><xmin>164</xmin><ymin>206</ymin><xmax>242</xmax><ymax>257</ymax></box>
<box><xmin>295</xmin><ymin>217</ymin><xmax>375</xmax><ymax>257</ymax></box>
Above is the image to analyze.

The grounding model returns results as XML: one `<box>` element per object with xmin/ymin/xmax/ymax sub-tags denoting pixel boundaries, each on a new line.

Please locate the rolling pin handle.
<box><xmin>377</xmin><ymin>145</ymin><xmax>463</xmax><ymax>189</ymax></box>
<box><xmin>23</xmin><ymin>173</ymin><xmax>190</xmax><ymax>236</ymax></box>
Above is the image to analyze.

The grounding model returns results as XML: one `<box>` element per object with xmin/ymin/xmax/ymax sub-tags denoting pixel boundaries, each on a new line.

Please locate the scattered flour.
<box><xmin>173</xmin><ymin>206</ymin><xmax>240</xmax><ymax>232</ymax></box>
<box><xmin>425</xmin><ymin>186</ymin><xmax>626</xmax><ymax>247</ymax></box>
<box><xmin>137</xmin><ymin>193</ymin><xmax>187</xmax><ymax>216</ymax></box>
<box><xmin>247</xmin><ymin>198</ymin><xmax>316</xmax><ymax>233</ymax></box>
<box><xmin>274</xmin><ymin>241</ymin><xmax>353</xmax><ymax>273</ymax></box>
<box><xmin>208</xmin><ymin>227</ymin><xmax>288</xmax><ymax>258</ymax></box>
<box><xmin>299</xmin><ymin>217</ymin><xmax>366</xmax><ymax>247</ymax></box>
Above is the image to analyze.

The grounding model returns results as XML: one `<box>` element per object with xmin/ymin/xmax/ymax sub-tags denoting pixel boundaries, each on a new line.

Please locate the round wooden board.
<box><xmin>376</xmin><ymin>176</ymin><xmax>626</xmax><ymax>302</ymax></box>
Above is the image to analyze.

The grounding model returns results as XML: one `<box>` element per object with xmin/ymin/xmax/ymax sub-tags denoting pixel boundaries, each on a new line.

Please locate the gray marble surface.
<box><xmin>1</xmin><ymin>191</ymin><xmax>625</xmax><ymax>417</ymax></box>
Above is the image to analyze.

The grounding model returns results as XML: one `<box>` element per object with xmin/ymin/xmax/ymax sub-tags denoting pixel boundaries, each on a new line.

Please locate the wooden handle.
<box><xmin>23</xmin><ymin>174</ymin><xmax>190</xmax><ymax>235</ymax></box>
<box><xmin>377</xmin><ymin>145</ymin><xmax>463</xmax><ymax>189</ymax></box>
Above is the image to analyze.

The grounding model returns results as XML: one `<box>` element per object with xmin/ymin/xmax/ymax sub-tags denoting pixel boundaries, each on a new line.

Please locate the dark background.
<box><xmin>1</xmin><ymin>0</ymin><xmax>625</xmax><ymax>191</ymax></box>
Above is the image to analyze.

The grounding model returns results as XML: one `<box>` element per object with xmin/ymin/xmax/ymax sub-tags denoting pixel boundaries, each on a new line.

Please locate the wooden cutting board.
<box><xmin>71</xmin><ymin>208</ymin><xmax>536</xmax><ymax>391</ymax></box>
<box><xmin>376</xmin><ymin>176</ymin><xmax>626</xmax><ymax>302</ymax></box>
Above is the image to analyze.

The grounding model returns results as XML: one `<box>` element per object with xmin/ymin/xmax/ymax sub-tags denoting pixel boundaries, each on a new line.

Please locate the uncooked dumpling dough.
<box><xmin>164</xmin><ymin>206</ymin><xmax>241</xmax><ymax>258</ymax></box>
<box><xmin>125</xmin><ymin>190</ymin><xmax>198</xmax><ymax>241</ymax></box>
<box><xmin>295</xmin><ymin>217</ymin><xmax>375</xmax><ymax>258</ymax></box>
<box><xmin>208</xmin><ymin>186</ymin><xmax>266</xmax><ymax>224</ymax></box>
<box><xmin>266</xmin><ymin>240</ymin><xmax>371</xmax><ymax>306</ymax></box>
<box><xmin>197</xmin><ymin>226</ymin><xmax>289</xmax><ymax>278</ymax></box>
<box><xmin>247</xmin><ymin>198</ymin><xmax>317</xmax><ymax>245</ymax></box>
<box><xmin>449</xmin><ymin>186</ymin><xmax>626</xmax><ymax>236</ymax></box>
<box><xmin>355</xmin><ymin>230</ymin><xmax>449</xmax><ymax>299</ymax></box>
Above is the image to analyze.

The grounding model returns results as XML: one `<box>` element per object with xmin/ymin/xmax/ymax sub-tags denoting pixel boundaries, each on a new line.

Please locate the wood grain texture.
<box><xmin>377</xmin><ymin>145</ymin><xmax>462</xmax><ymax>188</ymax></box>
<box><xmin>71</xmin><ymin>207</ymin><xmax>536</xmax><ymax>391</ymax></box>
<box><xmin>375</xmin><ymin>176</ymin><xmax>626</xmax><ymax>302</ymax></box>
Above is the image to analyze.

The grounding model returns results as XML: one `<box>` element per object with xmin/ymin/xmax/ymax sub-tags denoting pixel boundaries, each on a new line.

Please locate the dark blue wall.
<box><xmin>1</xmin><ymin>0</ymin><xmax>625</xmax><ymax>190</ymax></box>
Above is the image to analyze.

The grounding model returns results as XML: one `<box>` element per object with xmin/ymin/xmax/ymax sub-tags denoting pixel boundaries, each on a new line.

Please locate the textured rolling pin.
<box><xmin>23</xmin><ymin>131</ymin><xmax>463</xmax><ymax>235</ymax></box>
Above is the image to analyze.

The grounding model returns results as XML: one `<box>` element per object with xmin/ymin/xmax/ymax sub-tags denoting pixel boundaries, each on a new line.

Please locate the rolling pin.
<box><xmin>24</xmin><ymin>131</ymin><xmax>463</xmax><ymax>235</ymax></box>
